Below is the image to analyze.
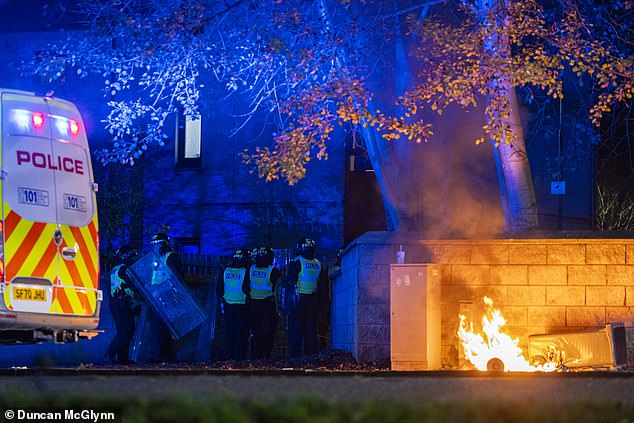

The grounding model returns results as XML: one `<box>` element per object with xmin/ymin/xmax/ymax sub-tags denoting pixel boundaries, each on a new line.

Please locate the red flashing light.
<box><xmin>32</xmin><ymin>112</ymin><xmax>44</xmax><ymax>128</ymax></box>
<box><xmin>69</xmin><ymin>119</ymin><xmax>79</xmax><ymax>136</ymax></box>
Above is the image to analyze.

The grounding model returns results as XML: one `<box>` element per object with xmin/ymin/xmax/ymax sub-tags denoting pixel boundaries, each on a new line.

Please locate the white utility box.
<box><xmin>390</xmin><ymin>264</ymin><xmax>442</xmax><ymax>370</ymax></box>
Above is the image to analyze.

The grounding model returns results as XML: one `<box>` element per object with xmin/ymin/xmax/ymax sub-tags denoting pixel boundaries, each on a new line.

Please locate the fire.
<box><xmin>457</xmin><ymin>297</ymin><xmax>556</xmax><ymax>372</ymax></box>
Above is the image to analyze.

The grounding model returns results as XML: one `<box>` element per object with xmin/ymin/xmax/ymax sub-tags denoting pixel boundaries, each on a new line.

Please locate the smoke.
<box><xmin>394</xmin><ymin>104</ymin><xmax>505</xmax><ymax>239</ymax></box>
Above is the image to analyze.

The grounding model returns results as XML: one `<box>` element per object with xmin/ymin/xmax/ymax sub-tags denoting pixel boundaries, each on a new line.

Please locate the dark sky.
<box><xmin>0</xmin><ymin>0</ymin><xmax>86</xmax><ymax>32</ymax></box>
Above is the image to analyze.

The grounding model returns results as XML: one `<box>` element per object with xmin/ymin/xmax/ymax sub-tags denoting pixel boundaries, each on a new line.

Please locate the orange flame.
<box><xmin>457</xmin><ymin>297</ymin><xmax>556</xmax><ymax>372</ymax></box>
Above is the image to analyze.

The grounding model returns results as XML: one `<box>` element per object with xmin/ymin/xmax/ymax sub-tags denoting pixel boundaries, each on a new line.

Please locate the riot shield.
<box><xmin>274</xmin><ymin>275</ymin><xmax>299</xmax><ymax>317</ymax></box>
<box><xmin>126</xmin><ymin>252</ymin><xmax>206</xmax><ymax>341</ymax></box>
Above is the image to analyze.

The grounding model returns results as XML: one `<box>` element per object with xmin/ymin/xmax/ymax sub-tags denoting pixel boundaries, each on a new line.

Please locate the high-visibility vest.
<box><xmin>249</xmin><ymin>265</ymin><xmax>274</xmax><ymax>300</ymax></box>
<box><xmin>151</xmin><ymin>252</ymin><xmax>173</xmax><ymax>286</ymax></box>
<box><xmin>110</xmin><ymin>264</ymin><xmax>134</xmax><ymax>298</ymax></box>
<box><xmin>294</xmin><ymin>256</ymin><xmax>321</xmax><ymax>295</ymax></box>
<box><xmin>223</xmin><ymin>267</ymin><xmax>247</xmax><ymax>304</ymax></box>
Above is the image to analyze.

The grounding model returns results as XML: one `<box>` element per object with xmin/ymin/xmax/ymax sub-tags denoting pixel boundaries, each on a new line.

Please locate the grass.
<box><xmin>0</xmin><ymin>393</ymin><xmax>633</xmax><ymax>423</ymax></box>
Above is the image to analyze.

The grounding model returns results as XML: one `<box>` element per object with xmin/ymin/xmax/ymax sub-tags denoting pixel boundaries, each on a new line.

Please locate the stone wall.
<box><xmin>331</xmin><ymin>231</ymin><xmax>634</xmax><ymax>367</ymax></box>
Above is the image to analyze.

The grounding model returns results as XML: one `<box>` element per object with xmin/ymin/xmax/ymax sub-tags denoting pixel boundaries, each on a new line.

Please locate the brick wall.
<box><xmin>331</xmin><ymin>231</ymin><xmax>634</xmax><ymax>367</ymax></box>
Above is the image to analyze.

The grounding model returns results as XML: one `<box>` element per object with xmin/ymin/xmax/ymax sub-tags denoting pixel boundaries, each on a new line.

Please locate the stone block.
<box><xmin>331</xmin><ymin>287</ymin><xmax>348</xmax><ymax>311</ymax></box>
<box><xmin>357</xmin><ymin>342</ymin><xmax>389</xmax><ymax>363</ymax></box>
<box><xmin>471</xmin><ymin>286</ymin><xmax>507</xmax><ymax>305</ymax></box>
<box><xmin>331</xmin><ymin>322</ymin><xmax>355</xmax><ymax>346</ymax></box>
<box><xmin>441</xmin><ymin>302</ymin><xmax>460</xmax><ymax>319</ymax></box>
<box><xmin>339</xmin><ymin>265</ymin><xmax>358</xmax><ymax>291</ymax></box>
<box><xmin>432</xmin><ymin>244</ymin><xmax>471</xmax><ymax>264</ymax></box>
<box><xmin>528</xmin><ymin>266</ymin><xmax>567</xmax><ymax>285</ymax></box>
<box><xmin>586</xmin><ymin>244</ymin><xmax>626</xmax><ymax>264</ymax></box>
<box><xmin>586</xmin><ymin>286</ymin><xmax>625</xmax><ymax>306</ymax></box>
<box><xmin>606</xmin><ymin>307</ymin><xmax>634</xmax><ymax>323</ymax></box>
<box><xmin>440</xmin><ymin>265</ymin><xmax>452</xmax><ymax>284</ymax></box>
<box><xmin>358</xmin><ymin>304</ymin><xmax>390</xmax><ymax>325</ymax></box>
<box><xmin>490</xmin><ymin>265</ymin><xmax>528</xmax><ymax>285</ymax></box>
<box><xmin>441</xmin><ymin>320</ymin><xmax>458</xmax><ymax>343</ymax></box>
<box><xmin>548</xmin><ymin>244</ymin><xmax>586</xmax><ymax>264</ymax></box>
<box><xmin>357</xmin><ymin>324</ymin><xmax>390</xmax><ymax>345</ymax></box>
<box><xmin>500</xmin><ymin>306</ymin><xmax>528</xmax><ymax>326</ymax></box>
<box><xmin>346</xmin><ymin>305</ymin><xmax>356</xmax><ymax>323</ymax></box>
<box><xmin>506</xmin><ymin>286</ymin><xmax>545</xmax><ymax>306</ymax></box>
<box><xmin>376</xmin><ymin>265</ymin><xmax>391</xmax><ymax>285</ymax></box>
<box><xmin>441</xmin><ymin>285</ymin><xmax>473</xmax><ymax>303</ymax></box>
<box><xmin>331</xmin><ymin>337</ymin><xmax>352</xmax><ymax>352</ymax></box>
<box><xmin>566</xmin><ymin>307</ymin><xmax>606</xmax><ymax>326</ymax></box>
<box><xmin>451</xmin><ymin>265</ymin><xmax>490</xmax><ymax>285</ymax></box>
<box><xmin>470</xmin><ymin>244</ymin><xmax>509</xmax><ymax>264</ymax></box>
<box><xmin>358</xmin><ymin>265</ymin><xmax>378</xmax><ymax>286</ymax></box>
<box><xmin>333</xmin><ymin>303</ymin><xmax>353</xmax><ymax>327</ymax></box>
<box><xmin>408</xmin><ymin>248</ymin><xmax>434</xmax><ymax>264</ymax></box>
<box><xmin>440</xmin><ymin>304</ymin><xmax>461</xmax><ymax>329</ymax></box>
<box><xmin>359</xmin><ymin>283</ymin><xmax>389</xmax><ymax>305</ymax></box>
<box><xmin>527</xmin><ymin>306</ymin><xmax>566</xmax><ymax>326</ymax></box>
<box><xmin>628</xmin><ymin>287</ymin><xmax>634</xmax><ymax>307</ymax></box>
<box><xmin>509</xmin><ymin>244</ymin><xmax>547</xmax><ymax>264</ymax></box>
<box><xmin>359</xmin><ymin>244</ymin><xmax>392</xmax><ymax>265</ymax></box>
<box><xmin>607</xmin><ymin>265</ymin><xmax>634</xmax><ymax>286</ymax></box>
<box><xmin>341</xmin><ymin>248</ymin><xmax>359</xmax><ymax>268</ymax></box>
<box><xmin>627</xmin><ymin>245</ymin><xmax>634</xmax><ymax>265</ymax></box>
<box><xmin>568</xmin><ymin>265</ymin><xmax>606</xmax><ymax>285</ymax></box>
<box><xmin>546</xmin><ymin>286</ymin><xmax>585</xmax><ymax>306</ymax></box>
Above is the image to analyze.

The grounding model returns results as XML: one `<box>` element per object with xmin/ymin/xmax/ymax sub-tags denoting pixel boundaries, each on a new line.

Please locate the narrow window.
<box><xmin>175</xmin><ymin>112</ymin><xmax>202</xmax><ymax>168</ymax></box>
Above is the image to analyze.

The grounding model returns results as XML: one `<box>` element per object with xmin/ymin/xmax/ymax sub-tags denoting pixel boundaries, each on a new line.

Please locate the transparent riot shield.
<box><xmin>126</xmin><ymin>252</ymin><xmax>206</xmax><ymax>341</ymax></box>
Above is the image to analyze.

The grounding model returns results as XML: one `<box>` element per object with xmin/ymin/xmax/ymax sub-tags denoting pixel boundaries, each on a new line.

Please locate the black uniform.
<box><xmin>147</xmin><ymin>249</ymin><xmax>183</xmax><ymax>362</ymax></box>
<box><xmin>286</xmin><ymin>254</ymin><xmax>328</xmax><ymax>358</ymax></box>
<box><xmin>247</xmin><ymin>264</ymin><xmax>281</xmax><ymax>359</ymax></box>
<box><xmin>106</xmin><ymin>264</ymin><xmax>141</xmax><ymax>364</ymax></box>
<box><xmin>217</xmin><ymin>261</ymin><xmax>251</xmax><ymax>361</ymax></box>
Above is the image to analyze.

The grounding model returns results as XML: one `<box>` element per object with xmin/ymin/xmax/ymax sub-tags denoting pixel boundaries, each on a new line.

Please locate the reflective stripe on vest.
<box><xmin>111</xmin><ymin>264</ymin><xmax>134</xmax><ymax>298</ymax></box>
<box><xmin>151</xmin><ymin>252</ymin><xmax>173</xmax><ymax>285</ymax></box>
<box><xmin>249</xmin><ymin>265</ymin><xmax>273</xmax><ymax>300</ymax></box>
<box><xmin>223</xmin><ymin>267</ymin><xmax>247</xmax><ymax>304</ymax></box>
<box><xmin>110</xmin><ymin>264</ymin><xmax>124</xmax><ymax>296</ymax></box>
<box><xmin>295</xmin><ymin>256</ymin><xmax>321</xmax><ymax>294</ymax></box>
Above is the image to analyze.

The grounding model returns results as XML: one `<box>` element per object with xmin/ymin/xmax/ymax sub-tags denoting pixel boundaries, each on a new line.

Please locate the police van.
<box><xmin>0</xmin><ymin>89</ymin><xmax>101</xmax><ymax>343</ymax></box>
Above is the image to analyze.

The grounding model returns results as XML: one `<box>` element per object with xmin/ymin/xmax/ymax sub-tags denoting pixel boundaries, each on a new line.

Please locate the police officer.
<box><xmin>106</xmin><ymin>245</ymin><xmax>141</xmax><ymax>364</ymax></box>
<box><xmin>217</xmin><ymin>248</ymin><xmax>251</xmax><ymax>361</ymax></box>
<box><xmin>150</xmin><ymin>232</ymin><xmax>183</xmax><ymax>282</ymax></box>
<box><xmin>286</xmin><ymin>237</ymin><xmax>328</xmax><ymax>358</ymax></box>
<box><xmin>148</xmin><ymin>232</ymin><xmax>182</xmax><ymax>362</ymax></box>
<box><xmin>248</xmin><ymin>245</ymin><xmax>281</xmax><ymax>360</ymax></box>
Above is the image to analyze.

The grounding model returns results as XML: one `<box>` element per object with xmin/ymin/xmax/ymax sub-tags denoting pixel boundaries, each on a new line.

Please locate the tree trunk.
<box><xmin>480</xmin><ymin>0</ymin><xmax>538</xmax><ymax>230</ymax></box>
<box><xmin>495</xmin><ymin>86</ymin><xmax>538</xmax><ymax>230</ymax></box>
<box><xmin>358</xmin><ymin>1</ymin><xmax>423</xmax><ymax>232</ymax></box>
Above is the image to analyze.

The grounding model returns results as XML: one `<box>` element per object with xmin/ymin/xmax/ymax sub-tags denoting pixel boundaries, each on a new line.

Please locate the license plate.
<box><xmin>13</xmin><ymin>287</ymin><xmax>47</xmax><ymax>301</ymax></box>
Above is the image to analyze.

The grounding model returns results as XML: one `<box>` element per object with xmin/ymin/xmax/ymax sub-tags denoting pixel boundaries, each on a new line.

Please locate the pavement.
<box><xmin>0</xmin><ymin>369</ymin><xmax>633</xmax><ymax>405</ymax></box>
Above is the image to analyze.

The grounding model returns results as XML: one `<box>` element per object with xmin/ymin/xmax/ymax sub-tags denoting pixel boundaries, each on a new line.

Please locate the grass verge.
<box><xmin>0</xmin><ymin>393</ymin><xmax>632</xmax><ymax>423</ymax></box>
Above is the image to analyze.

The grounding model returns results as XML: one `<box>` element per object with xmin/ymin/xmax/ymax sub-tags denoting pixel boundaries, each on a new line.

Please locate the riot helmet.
<box><xmin>113</xmin><ymin>245</ymin><xmax>139</xmax><ymax>266</ymax></box>
<box><xmin>253</xmin><ymin>245</ymin><xmax>275</xmax><ymax>267</ymax></box>
<box><xmin>296</xmin><ymin>237</ymin><xmax>317</xmax><ymax>260</ymax></box>
<box><xmin>230</xmin><ymin>248</ymin><xmax>252</xmax><ymax>268</ymax></box>
<box><xmin>151</xmin><ymin>232</ymin><xmax>171</xmax><ymax>255</ymax></box>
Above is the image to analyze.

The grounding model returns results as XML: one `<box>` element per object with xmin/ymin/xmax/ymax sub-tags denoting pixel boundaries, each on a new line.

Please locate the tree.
<box><xmin>24</xmin><ymin>0</ymin><xmax>634</xmax><ymax>232</ymax></box>
<box><xmin>394</xmin><ymin>0</ymin><xmax>632</xmax><ymax>229</ymax></box>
